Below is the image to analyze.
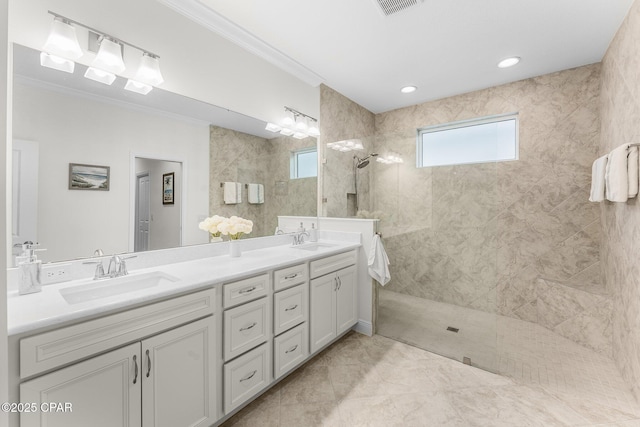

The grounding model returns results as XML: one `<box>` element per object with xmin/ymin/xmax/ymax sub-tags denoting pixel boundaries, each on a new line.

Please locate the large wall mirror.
<box><xmin>11</xmin><ymin>44</ymin><xmax>318</xmax><ymax>264</ymax></box>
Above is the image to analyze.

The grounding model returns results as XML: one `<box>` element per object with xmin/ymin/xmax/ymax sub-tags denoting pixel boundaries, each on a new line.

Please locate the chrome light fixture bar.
<box><xmin>265</xmin><ymin>106</ymin><xmax>320</xmax><ymax>139</ymax></box>
<box><xmin>41</xmin><ymin>11</ymin><xmax>164</xmax><ymax>94</ymax></box>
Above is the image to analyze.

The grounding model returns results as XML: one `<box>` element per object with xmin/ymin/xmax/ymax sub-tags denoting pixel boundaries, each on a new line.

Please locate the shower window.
<box><xmin>290</xmin><ymin>147</ymin><xmax>318</xmax><ymax>179</ymax></box>
<box><xmin>417</xmin><ymin>113</ymin><xmax>518</xmax><ymax>167</ymax></box>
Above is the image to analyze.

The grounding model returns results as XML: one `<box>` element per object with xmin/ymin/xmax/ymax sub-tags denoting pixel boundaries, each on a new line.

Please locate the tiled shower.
<box><xmin>320</xmin><ymin>3</ymin><xmax>640</xmax><ymax>406</ymax></box>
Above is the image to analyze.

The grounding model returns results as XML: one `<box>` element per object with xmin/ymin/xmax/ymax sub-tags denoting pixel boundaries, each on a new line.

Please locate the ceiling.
<box><xmin>166</xmin><ymin>0</ymin><xmax>633</xmax><ymax>114</ymax></box>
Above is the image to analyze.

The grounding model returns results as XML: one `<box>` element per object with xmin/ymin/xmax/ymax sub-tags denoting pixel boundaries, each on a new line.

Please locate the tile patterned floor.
<box><xmin>221</xmin><ymin>331</ymin><xmax>640</xmax><ymax>426</ymax></box>
<box><xmin>223</xmin><ymin>290</ymin><xmax>640</xmax><ymax>427</ymax></box>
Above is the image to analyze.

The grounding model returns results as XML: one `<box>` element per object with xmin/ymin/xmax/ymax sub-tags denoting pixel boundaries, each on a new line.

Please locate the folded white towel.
<box><xmin>589</xmin><ymin>155</ymin><xmax>608</xmax><ymax>202</ymax></box>
<box><xmin>368</xmin><ymin>234</ymin><xmax>390</xmax><ymax>286</ymax></box>
<box><xmin>248</xmin><ymin>183</ymin><xmax>264</xmax><ymax>204</ymax></box>
<box><xmin>628</xmin><ymin>146</ymin><xmax>638</xmax><ymax>198</ymax></box>
<box><xmin>606</xmin><ymin>145</ymin><xmax>630</xmax><ymax>202</ymax></box>
<box><xmin>223</xmin><ymin>182</ymin><xmax>242</xmax><ymax>204</ymax></box>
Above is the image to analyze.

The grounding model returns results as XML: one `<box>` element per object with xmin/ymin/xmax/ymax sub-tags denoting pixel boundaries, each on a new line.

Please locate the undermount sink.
<box><xmin>59</xmin><ymin>271</ymin><xmax>180</xmax><ymax>305</ymax></box>
<box><xmin>293</xmin><ymin>242</ymin><xmax>336</xmax><ymax>251</ymax></box>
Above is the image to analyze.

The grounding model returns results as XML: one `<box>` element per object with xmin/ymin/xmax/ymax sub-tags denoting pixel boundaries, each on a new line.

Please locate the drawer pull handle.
<box><xmin>334</xmin><ymin>277</ymin><xmax>338</xmax><ymax>291</ymax></box>
<box><xmin>239</xmin><ymin>286</ymin><xmax>256</xmax><ymax>294</ymax></box>
<box><xmin>284</xmin><ymin>273</ymin><xmax>298</xmax><ymax>280</ymax></box>
<box><xmin>240</xmin><ymin>370</ymin><xmax>257</xmax><ymax>382</ymax></box>
<box><xmin>285</xmin><ymin>304</ymin><xmax>298</xmax><ymax>312</ymax></box>
<box><xmin>146</xmin><ymin>349</ymin><xmax>151</xmax><ymax>378</ymax></box>
<box><xmin>133</xmin><ymin>355</ymin><xmax>138</xmax><ymax>384</ymax></box>
<box><xmin>285</xmin><ymin>345</ymin><xmax>299</xmax><ymax>354</ymax></box>
<box><xmin>240</xmin><ymin>322</ymin><xmax>257</xmax><ymax>332</ymax></box>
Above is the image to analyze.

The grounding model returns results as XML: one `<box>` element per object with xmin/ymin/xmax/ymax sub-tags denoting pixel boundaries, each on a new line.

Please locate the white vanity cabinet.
<box><xmin>222</xmin><ymin>274</ymin><xmax>272</xmax><ymax>414</ymax></box>
<box><xmin>18</xmin><ymin>289</ymin><xmax>217</xmax><ymax>427</ymax></box>
<box><xmin>272</xmin><ymin>263</ymin><xmax>309</xmax><ymax>380</ymax></box>
<box><xmin>309</xmin><ymin>251</ymin><xmax>357</xmax><ymax>354</ymax></box>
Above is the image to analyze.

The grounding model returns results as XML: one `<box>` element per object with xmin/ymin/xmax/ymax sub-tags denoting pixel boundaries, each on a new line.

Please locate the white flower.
<box><xmin>217</xmin><ymin>216</ymin><xmax>253</xmax><ymax>239</ymax></box>
<box><xmin>199</xmin><ymin>215</ymin><xmax>227</xmax><ymax>236</ymax></box>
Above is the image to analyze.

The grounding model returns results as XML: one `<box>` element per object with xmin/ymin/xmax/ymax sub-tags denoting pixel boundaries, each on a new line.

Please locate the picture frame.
<box><xmin>68</xmin><ymin>163</ymin><xmax>110</xmax><ymax>191</ymax></box>
<box><xmin>163</xmin><ymin>172</ymin><xmax>175</xmax><ymax>205</ymax></box>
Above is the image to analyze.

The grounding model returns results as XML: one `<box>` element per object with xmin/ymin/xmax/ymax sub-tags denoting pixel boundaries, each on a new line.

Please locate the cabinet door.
<box><xmin>20</xmin><ymin>342</ymin><xmax>141</xmax><ymax>427</ymax></box>
<box><xmin>310</xmin><ymin>274</ymin><xmax>337</xmax><ymax>354</ymax></box>
<box><xmin>142</xmin><ymin>317</ymin><xmax>216</xmax><ymax>427</ymax></box>
<box><xmin>336</xmin><ymin>266</ymin><xmax>357</xmax><ymax>335</ymax></box>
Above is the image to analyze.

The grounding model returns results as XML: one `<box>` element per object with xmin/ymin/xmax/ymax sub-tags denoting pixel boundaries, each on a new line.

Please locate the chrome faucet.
<box><xmin>292</xmin><ymin>231</ymin><xmax>310</xmax><ymax>246</ymax></box>
<box><xmin>83</xmin><ymin>251</ymin><xmax>136</xmax><ymax>280</ymax></box>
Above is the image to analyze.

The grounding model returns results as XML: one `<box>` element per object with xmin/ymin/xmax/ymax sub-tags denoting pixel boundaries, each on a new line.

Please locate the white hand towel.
<box><xmin>589</xmin><ymin>155</ymin><xmax>608</xmax><ymax>202</ymax></box>
<box><xmin>605</xmin><ymin>144</ymin><xmax>630</xmax><ymax>202</ymax></box>
<box><xmin>223</xmin><ymin>182</ymin><xmax>241</xmax><ymax>204</ymax></box>
<box><xmin>248</xmin><ymin>183</ymin><xmax>264</xmax><ymax>204</ymax></box>
<box><xmin>628</xmin><ymin>146</ymin><xmax>638</xmax><ymax>198</ymax></box>
<box><xmin>368</xmin><ymin>234</ymin><xmax>390</xmax><ymax>286</ymax></box>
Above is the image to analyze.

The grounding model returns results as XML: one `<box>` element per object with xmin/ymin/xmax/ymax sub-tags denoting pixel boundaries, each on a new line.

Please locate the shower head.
<box><xmin>355</xmin><ymin>153</ymin><xmax>379</xmax><ymax>169</ymax></box>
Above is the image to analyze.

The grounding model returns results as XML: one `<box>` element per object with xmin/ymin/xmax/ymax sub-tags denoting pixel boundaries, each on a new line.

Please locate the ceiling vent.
<box><xmin>374</xmin><ymin>0</ymin><xmax>420</xmax><ymax>16</ymax></box>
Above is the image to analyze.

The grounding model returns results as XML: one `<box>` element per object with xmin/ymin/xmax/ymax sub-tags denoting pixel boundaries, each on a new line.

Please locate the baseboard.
<box><xmin>354</xmin><ymin>320</ymin><xmax>373</xmax><ymax>336</ymax></box>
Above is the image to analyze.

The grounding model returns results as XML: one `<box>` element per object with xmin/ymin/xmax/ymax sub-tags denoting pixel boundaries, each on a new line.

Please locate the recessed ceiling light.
<box><xmin>401</xmin><ymin>85</ymin><xmax>417</xmax><ymax>94</ymax></box>
<box><xmin>498</xmin><ymin>57</ymin><xmax>521</xmax><ymax>68</ymax></box>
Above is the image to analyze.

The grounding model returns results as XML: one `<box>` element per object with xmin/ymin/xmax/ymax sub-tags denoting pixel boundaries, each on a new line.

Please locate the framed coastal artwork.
<box><xmin>68</xmin><ymin>163</ymin><xmax>110</xmax><ymax>191</ymax></box>
<box><xmin>163</xmin><ymin>172</ymin><xmax>175</xmax><ymax>205</ymax></box>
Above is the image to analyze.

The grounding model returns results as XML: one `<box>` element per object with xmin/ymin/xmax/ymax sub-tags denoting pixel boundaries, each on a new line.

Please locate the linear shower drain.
<box><xmin>446</xmin><ymin>326</ymin><xmax>459</xmax><ymax>333</ymax></box>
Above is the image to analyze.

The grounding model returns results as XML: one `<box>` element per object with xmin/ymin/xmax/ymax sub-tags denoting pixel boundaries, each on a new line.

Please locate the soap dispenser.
<box><xmin>309</xmin><ymin>223</ymin><xmax>318</xmax><ymax>242</ymax></box>
<box><xmin>18</xmin><ymin>242</ymin><xmax>42</xmax><ymax>295</ymax></box>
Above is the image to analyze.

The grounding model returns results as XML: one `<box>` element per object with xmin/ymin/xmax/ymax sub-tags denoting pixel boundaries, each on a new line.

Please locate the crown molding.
<box><xmin>156</xmin><ymin>0</ymin><xmax>325</xmax><ymax>87</ymax></box>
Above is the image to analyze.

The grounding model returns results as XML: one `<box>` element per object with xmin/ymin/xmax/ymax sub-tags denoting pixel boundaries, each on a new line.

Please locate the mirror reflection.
<box><xmin>11</xmin><ymin>44</ymin><xmax>318</xmax><ymax>264</ymax></box>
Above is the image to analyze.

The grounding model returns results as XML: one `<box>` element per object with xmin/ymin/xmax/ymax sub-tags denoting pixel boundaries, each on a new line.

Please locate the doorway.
<box><xmin>133</xmin><ymin>157</ymin><xmax>183</xmax><ymax>252</ymax></box>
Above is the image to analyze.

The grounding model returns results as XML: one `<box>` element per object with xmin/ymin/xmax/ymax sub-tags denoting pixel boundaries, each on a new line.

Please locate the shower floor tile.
<box><xmin>377</xmin><ymin>289</ymin><xmax>640</xmax><ymax>423</ymax></box>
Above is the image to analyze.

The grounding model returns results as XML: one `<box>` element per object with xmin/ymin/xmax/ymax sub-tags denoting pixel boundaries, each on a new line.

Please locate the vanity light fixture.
<box><xmin>401</xmin><ymin>85</ymin><xmax>417</xmax><ymax>94</ymax></box>
<box><xmin>84</xmin><ymin>67</ymin><xmax>117</xmax><ymax>85</ymax></box>
<box><xmin>265</xmin><ymin>106</ymin><xmax>320</xmax><ymax>138</ymax></box>
<box><xmin>41</xmin><ymin>11</ymin><xmax>165</xmax><ymax>94</ymax></box>
<box><xmin>42</xmin><ymin>16</ymin><xmax>83</xmax><ymax>60</ymax></box>
<box><xmin>40</xmin><ymin>16</ymin><xmax>83</xmax><ymax>73</ymax></box>
<box><xmin>39</xmin><ymin>52</ymin><xmax>76</xmax><ymax>74</ymax></box>
<box><xmin>376</xmin><ymin>153</ymin><xmax>404</xmax><ymax>164</ymax></box>
<box><xmin>327</xmin><ymin>139</ymin><xmax>364</xmax><ymax>152</ymax></box>
<box><xmin>498</xmin><ymin>56</ymin><xmax>520</xmax><ymax>68</ymax></box>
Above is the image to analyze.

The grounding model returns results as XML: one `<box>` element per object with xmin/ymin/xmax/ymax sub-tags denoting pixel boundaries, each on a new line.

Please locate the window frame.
<box><xmin>416</xmin><ymin>112</ymin><xmax>519</xmax><ymax>168</ymax></box>
<box><xmin>290</xmin><ymin>147</ymin><xmax>318</xmax><ymax>179</ymax></box>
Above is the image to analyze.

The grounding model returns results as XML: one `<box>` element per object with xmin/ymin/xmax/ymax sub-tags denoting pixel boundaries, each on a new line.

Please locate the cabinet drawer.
<box><xmin>20</xmin><ymin>288</ymin><xmax>215</xmax><ymax>379</ymax></box>
<box><xmin>273</xmin><ymin>323</ymin><xmax>308</xmax><ymax>380</ymax></box>
<box><xmin>273</xmin><ymin>263</ymin><xmax>307</xmax><ymax>292</ymax></box>
<box><xmin>309</xmin><ymin>250</ymin><xmax>357</xmax><ymax>279</ymax></box>
<box><xmin>224</xmin><ymin>297</ymin><xmax>269</xmax><ymax>361</ymax></box>
<box><xmin>224</xmin><ymin>342</ymin><xmax>271</xmax><ymax>414</ymax></box>
<box><xmin>273</xmin><ymin>283</ymin><xmax>308</xmax><ymax>336</ymax></box>
<box><xmin>223</xmin><ymin>273</ymin><xmax>269</xmax><ymax>309</ymax></box>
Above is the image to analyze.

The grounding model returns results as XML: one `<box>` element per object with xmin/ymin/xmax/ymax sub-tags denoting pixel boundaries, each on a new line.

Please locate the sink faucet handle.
<box><xmin>118</xmin><ymin>255</ymin><xmax>137</xmax><ymax>276</ymax></box>
<box><xmin>83</xmin><ymin>260</ymin><xmax>106</xmax><ymax>280</ymax></box>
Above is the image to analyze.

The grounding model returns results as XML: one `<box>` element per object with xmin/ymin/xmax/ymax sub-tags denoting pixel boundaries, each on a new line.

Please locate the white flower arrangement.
<box><xmin>199</xmin><ymin>215</ymin><xmax>253</xmax><ymax>241</ymax></box>
<box><xmin>198</xmin><ymin>215</ymin><xmax>226</xmax><ymax>239</ymax></box>
<box><xmin>218</xmin><ymin>216</ymin><xmax>253</xmax><ymax>240</ymax></box>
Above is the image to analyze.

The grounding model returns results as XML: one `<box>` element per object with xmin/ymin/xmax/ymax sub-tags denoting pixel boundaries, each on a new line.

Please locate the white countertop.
<box><xmin>8</xmin><ymin>239</ymin><xmax>360</xmax><ymax>336</ymax></box>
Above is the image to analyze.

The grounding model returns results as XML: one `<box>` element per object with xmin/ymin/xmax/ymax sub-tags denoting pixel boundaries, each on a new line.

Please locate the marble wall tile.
<box><xmin>599</xmin><ymin>0</ymin><xmax>640</xmax><ymax>401</ymax></box>
<box><xmin>209</xmin><ymin>126</ymin><xmax>317</xmax><ymax>238</ymax></box>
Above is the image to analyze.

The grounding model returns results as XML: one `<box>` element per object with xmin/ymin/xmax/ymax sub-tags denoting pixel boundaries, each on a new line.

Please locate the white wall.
<box><xmin>7</xmin><ymin>0</ymin><xmax>319</xmax><ymax>125</ymax></box>
<box><xmin>135</xmin><ymin>158</ymin><xmax>182</xmax><ymax>250</ymax></box>
<box><xmin>13</xmin><ymin>81</ymin><xmax>209</xmax><ymax>262</ymax></box>
<box><xmin>1</xmin><ymin>0</ymin><xmax>9</xmax><ymax>419</ymax></box>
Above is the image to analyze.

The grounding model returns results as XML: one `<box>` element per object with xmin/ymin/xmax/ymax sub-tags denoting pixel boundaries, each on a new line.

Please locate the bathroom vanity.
<box><xmin>6</xmin><ymin>239</ymin><xmax>360</xmax><ymax>427</ymax></box>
